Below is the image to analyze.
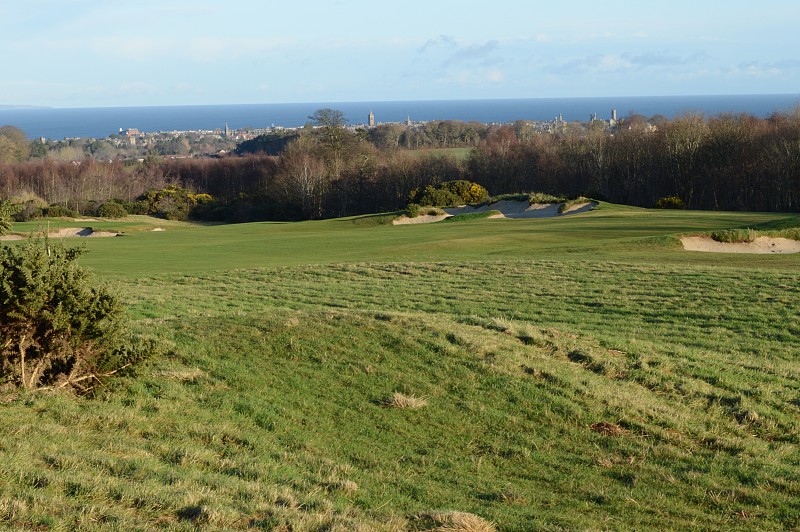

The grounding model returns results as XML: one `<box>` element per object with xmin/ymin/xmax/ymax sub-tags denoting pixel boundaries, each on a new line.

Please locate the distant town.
<box><xmin>30</xmin><ymin>109</ymin><xmax>635</xmax><ymax>163</ymax></box>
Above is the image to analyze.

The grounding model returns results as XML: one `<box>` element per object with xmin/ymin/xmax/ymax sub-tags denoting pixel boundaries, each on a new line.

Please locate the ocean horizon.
<box><xmin>1</xmin><ymin>94</ymin><xmax>798</xmax><ymax>140</ymax></box>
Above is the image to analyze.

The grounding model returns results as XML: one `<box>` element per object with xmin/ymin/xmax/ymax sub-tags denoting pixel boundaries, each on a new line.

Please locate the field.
<box><xmin>1</xmin><ymin>204</ymin><xmax>799</xmax><ymax>530</ymax></box>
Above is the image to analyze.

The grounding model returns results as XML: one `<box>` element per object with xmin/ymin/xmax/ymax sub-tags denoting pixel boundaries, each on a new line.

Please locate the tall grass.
<box><xmin>710</xmin><ymin>228</ymin><xmax>757</xmax><ymax>243</ymax></box>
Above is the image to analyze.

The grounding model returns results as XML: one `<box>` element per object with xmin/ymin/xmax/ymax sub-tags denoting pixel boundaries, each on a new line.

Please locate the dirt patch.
<box><xmin>681</xmin><ymin>236</ymin><xmax>800</xmax><ymax>254</ymax></box>
<box><xmin>590</xmin><ymin>421</ymin><xmax>627</xmax><ymax>437</ymax></box>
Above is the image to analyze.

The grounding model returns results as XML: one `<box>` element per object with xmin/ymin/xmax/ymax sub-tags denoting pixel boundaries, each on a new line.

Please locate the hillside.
<box><xmin>0</xmin><ymin>204</ymin><xmax>799</xmax><ymax>530</ymax></box>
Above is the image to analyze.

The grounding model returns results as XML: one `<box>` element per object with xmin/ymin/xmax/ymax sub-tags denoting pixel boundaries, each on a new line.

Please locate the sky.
<box><xmin>1</xmin><ymin>0</ymin><xmax>798</xmax><ymax>108</ymax></box>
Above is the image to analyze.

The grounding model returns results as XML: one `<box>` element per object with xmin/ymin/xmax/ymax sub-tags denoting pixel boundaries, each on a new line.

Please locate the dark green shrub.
<box><xmin>405</xmin><ymin>203</ymin><xmax>421</xmax><ymax>218</ymax></box>
<box><xmin>416</xmin><ymin>185</ymin><xmax>463</xmax><ymax>208</ymax></box>
<box><xmin>0</xmin><ymin>239</ymin><xmax>152</xmax><ymax>393</ymax></box>
<box><xmin>45</xmin><ymin>204</ymin><xmax>78</xmax><ymax>218</ymax></box>
<box><xmin>12</xmin><ymin>200</ymin><xmax>44</xmax><ymax>222</ymax></box>
<box><xmin>655</xmin><ymin>196</ymin><xmax>685</xmax><ymax>209</ymax></box>
<box><xmin>122</xmin><ymin>200</ymin><xmax>150</xmax><ymax>215</ymax></box>
<box><xmin>97</xmin><ymin>202</ymin><xmax>127</xmax><ymax>219</ymax></box>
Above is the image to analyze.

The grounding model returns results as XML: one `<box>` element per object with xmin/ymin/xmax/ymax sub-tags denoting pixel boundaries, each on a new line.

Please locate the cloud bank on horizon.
<box><xmin>1</xmin><ymin>0</ymin><xmax>798</xmax><ymax>108</ymax></box>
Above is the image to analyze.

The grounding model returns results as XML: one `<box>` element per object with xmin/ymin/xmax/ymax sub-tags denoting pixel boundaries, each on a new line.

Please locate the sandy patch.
<box><xmin>0</xmin><ymin>227</ymin><xmax>118</xmax><ymax>240</ymax></box>
<box><xmin>49</xmin><ymin>227</ymin><xmax>119</xmax><ymax>238</ymax></box>
<box><xmin>394</xmin><ymin>200</ymin><xmax>597</xmax><ymax>224</ymax></box>
<box><xmin>447</xmin><ymin>200</ymin><xmax>596</xmax><ymax>219</ymax></box>
<box><xmin>681</xmin><ymin>236</ymin><xmax>800</xmax><ymax>254</ymax></box>
<box><xmin>393</xmin><ymin>214</ymin><xmax>450</xmax><ymax>225</ymax></box>
<box><xmin>562</xmin><ymin>202</ymin><xmax>595</xmax><ymax>215</ymax></box>
<box><xmin>151</xmin><ymin>227</ymin><xmax>166</xmax><ymax>232</ymax></box>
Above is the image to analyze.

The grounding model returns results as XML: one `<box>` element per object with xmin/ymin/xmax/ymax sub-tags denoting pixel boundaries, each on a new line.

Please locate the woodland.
<box><xmin>1</xmin><ymin>108</ymin><xmax>799</xmax><ymax>222</ymax></box>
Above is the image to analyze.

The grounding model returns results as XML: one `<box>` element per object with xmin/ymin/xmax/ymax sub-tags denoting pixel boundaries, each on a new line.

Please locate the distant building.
<box><xmin>121</xmin><ymin>128</ymin><xmax>140</xmax><ymax>146</ymax></box>
<box><xmin>368</xmin><ymin>111</ymin><xmax>375</xmax><ymax>127</ymax></box>
<box><xmin>406</xmin><ymin>115</ymin><xmax>412</xmax><ymax>127</ymax></box>
<box><xmin>224</xmin><ymin>123</ymin><xmax>230</xmax><ymax>137</ymax></box>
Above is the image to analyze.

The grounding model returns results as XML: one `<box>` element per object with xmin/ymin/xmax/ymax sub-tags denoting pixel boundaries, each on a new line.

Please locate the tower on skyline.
<box><xmin>368</xmin><ymin>111</ymin><xmax>375</xmax><ymax>127</ymax></box>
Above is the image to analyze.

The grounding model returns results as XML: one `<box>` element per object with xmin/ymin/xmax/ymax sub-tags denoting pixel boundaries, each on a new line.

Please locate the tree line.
<box><xmin>1</xmin><ymin>107</ymin><xmax>799</xmax><ymax>221</ymax></box>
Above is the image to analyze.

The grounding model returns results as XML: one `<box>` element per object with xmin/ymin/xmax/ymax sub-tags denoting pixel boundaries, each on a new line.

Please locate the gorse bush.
<box><xmin>0</xmin><ymin>200</ymin><xmax>20</xmax><ymax>235</ymax></box>
<box><xmin>655</xmin><ymin>196</ymin><xmax>686</xmax><ymax>209</ymax></box>
<box><xmin>409</xmin><ymin>180</ymin><xmax>489</xmax><ymax>208</ymax></box>
<box><xmin>0</xmin><ymin>239</ymin><xmax>154</xmax><ymax>394</ymax></box>
<box><xmin>139</xmin><ymin>186</ymin><xmax>217</xmax><ymax>221</ymax></box>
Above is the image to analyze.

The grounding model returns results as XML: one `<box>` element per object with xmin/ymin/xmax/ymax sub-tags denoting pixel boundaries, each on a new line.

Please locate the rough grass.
<box><xmin>710</xmin><ymin>228</ymin><xmax>758</xmax><ymax>243</ymax></box>
<box><xmin>527</xmin><ymin>192</ymin><xmax>567</xmax><ymax>205</ymax></box>
<box><xmin>382</xmin><ymin>391</ymin><xmax>429</xmax><ymax>409</ymax></box>
<box><xmin>558</xmin><ymin>196</ymin><xmax>594</xmax><ymax>213</ymax></box>
<box><xmin>410</xmin><ymin>511</ymin><xmax>497</xmax><ymax>531</ymax></box>
<box><xmin>1</xmin><ymin>205</ymin><xmax>800</xmax><ymax>529</ymax></box>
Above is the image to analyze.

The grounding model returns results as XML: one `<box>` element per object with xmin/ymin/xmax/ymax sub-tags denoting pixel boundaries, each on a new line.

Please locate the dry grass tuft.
<box><xmin>160</xmin><ymin>368</ymin><xmax>207</xmax><ymax>383</ymax></box>
<box><xmin>382</xmin><ymin>392</ymin><xmax>428</xmax><ymax>409</ymax></box>
<box><xmin>411</xmin><ymin>511</ymin><xmax>497</xmax><ymax>532</ymax></box>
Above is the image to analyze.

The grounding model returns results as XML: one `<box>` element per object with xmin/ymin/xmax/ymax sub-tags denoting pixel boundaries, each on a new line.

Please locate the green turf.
<box><xmin>19</xmin><ymin>204</ymin><xmax>792</xmax><ymax>276</ymax></box>
<box><xmin>1</xmin><ymin>204</ymin><xmax>799</xmax><ymax>530</ymax></box>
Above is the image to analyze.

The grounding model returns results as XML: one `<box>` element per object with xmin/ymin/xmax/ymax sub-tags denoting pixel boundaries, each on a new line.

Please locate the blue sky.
<box><xmin>1</xmin><ymin>0</ymin><xmax>798</xmax><ymax>108</ymax></box>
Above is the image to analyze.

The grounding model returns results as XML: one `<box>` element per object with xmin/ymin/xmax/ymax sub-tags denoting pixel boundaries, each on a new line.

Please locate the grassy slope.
<box><xmin>1</xmin><ymin>205</ymin><xmax>799</xmax><ymax>530</ymax></box>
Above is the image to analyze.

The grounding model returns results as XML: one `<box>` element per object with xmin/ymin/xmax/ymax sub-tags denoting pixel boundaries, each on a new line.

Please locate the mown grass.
<box><xmin>1</xmin><ymin>205</ymin><xmax>800</xmax><ymax>530</ymax></box>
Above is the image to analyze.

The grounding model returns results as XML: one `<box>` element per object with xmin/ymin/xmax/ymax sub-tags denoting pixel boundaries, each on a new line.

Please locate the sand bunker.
<box><xmin>681</xmin><ymin>236</ymin><xmax>800</xmax><ymax>254</ymax></box>
<box><xmin>393</xmin><ymin>214</ymin><xmax>450</xmax><ymax>224</ymax></box>
<box><xmin>48</xmin><ymin>227</ymin><xmax>118</xmax><ymax>238</ymax></box>
<box><xmin>0</xmin><ymin>227</ymin><xmax>118</xmax><ymax>240</ymax></box>
<box><xmin>393</xmin><ymin>200</ymin><xmax>596</xmax><ymax>225</ymax></box>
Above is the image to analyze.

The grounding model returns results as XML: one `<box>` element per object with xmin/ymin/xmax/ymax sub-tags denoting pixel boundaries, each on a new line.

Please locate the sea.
<box><xmin>1</xmin><ymin>94</ymin><xmax>798</xmax><ymax>140</ymax></box>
